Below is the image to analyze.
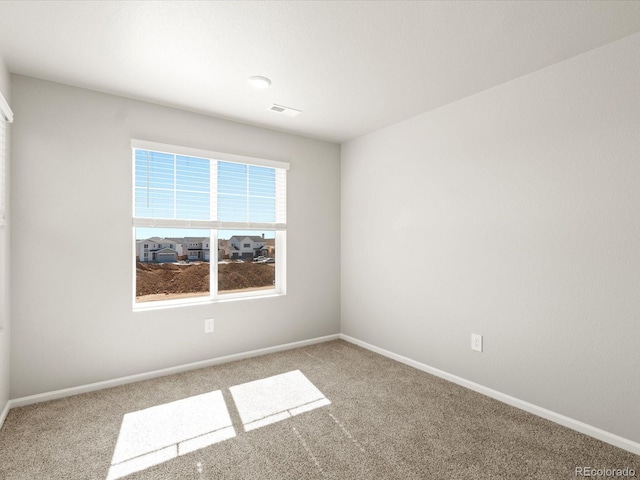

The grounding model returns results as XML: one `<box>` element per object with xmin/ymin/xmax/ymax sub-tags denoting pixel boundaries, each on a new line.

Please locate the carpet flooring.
<box><xmin>0</xmin><ymin>340</ymin><xmax>638</xmax><ymax>479</ymax></box>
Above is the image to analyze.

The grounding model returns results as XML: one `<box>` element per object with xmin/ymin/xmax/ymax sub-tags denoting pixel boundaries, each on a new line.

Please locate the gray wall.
<box><xmin>341</xmin><ymin>33</ymin><xmax>640</xmax><ymax>443</ymax></box>
<box><xmin>0</xmin><ymin>54</ymin><xmax>10</xmax><ymax>416</ymax></box>
<box><xmin>10</xmin><ymin>75</ymin><xmax>341</xmax><ymax>398</ymax></box>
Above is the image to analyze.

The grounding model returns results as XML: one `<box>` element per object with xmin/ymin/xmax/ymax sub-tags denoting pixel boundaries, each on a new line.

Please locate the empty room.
<box><xmin>0</xmin><ymin>1</ymin><xmax>639</xmax><ymax>479</ymax></box>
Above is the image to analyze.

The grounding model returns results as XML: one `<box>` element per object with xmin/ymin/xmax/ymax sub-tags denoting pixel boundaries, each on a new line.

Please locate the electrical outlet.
<box><xmin>204</xmin><ymin>318</ymin><xmax>214</xmax><ymax>334</ymax></box>
<box><xmin>471</xmin><ymin>333</ymin><xmax>483</xmax><ymax>352</ymax></box>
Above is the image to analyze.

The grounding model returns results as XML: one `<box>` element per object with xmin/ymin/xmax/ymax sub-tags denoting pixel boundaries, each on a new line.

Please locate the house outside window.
<box><xmin>132</xmin><ymin>140</ymin><xmax>288</xmax><ymax>307</ymax></box>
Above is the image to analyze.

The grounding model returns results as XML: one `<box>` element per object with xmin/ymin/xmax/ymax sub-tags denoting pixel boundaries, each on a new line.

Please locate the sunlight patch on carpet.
<box><xmin>107</xmin><ymin>390</ymin><xmax>235</xmax><ymax>480</ymax></box>
<box><xmin>106</xmin><ymin>370</ymin><xmax>330</xmax><ymax>479</ymax></box>
<box><xmin>230</xmin><ymin>370</ymin><xmax>331</xmax><ymax>431</ymax></box>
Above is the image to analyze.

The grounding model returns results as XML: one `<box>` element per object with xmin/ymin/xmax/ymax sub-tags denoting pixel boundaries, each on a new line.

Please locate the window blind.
<box><xmin>134</xmin><ymin>150</ymin><xmax>211</xmax><ymax>221</ymax></box>
<box><xmin>132</xmin><ymin>142</ymin><xmax>287</xmax><ymax>231</ymax></box>
<box><xmin>0</xmin><ymin>118</ymin><xmax>5</xmax><ymax>226</ymax></box>
<box><xmin>0</xmin><ymin>93</ymin><xmax>12</xmax><ymax>227</ymax></box>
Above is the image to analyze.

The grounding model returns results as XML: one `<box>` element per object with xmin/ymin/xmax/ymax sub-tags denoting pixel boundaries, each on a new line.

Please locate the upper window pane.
<box><xmin>134</xmin><ymin>150</ymin><xmax>279</xmax><ymax>225</ymax></box>
<box><xmin>134</xmin><ymin>150</ymin><xmax>210</xmax><ymax>221</ymax></box>
<box><xmin>217</xmin><ymin>162</ymin><xmax>276</xmax><ymax>223</ymax></box>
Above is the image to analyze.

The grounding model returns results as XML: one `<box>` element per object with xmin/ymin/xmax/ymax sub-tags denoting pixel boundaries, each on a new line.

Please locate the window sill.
<box><xmin>132</xmin><ymin>290</ymin><xmax>285</xmax><ymax>312</ymax></box>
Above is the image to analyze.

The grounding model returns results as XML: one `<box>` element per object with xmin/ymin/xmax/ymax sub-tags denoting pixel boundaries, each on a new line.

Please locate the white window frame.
<box><xmin>131</xmin><ymin>140</ymin><xmax>288</xmax><ymax>310</ymax></box>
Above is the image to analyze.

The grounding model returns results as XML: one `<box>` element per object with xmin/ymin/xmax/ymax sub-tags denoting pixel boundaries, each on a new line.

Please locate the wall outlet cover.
<box><xmin>471</xmin><ymin>333</ymin><xmax>483</xmax><ymax>352</ymax></box>
<box><xmin>204</xmin><ymin>318</ymin><xmax>214</xmax><ymax>334</ymax></box>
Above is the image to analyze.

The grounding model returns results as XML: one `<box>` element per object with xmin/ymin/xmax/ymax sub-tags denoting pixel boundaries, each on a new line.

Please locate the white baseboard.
<box><xmin>6</xmin><ymin>332</ymin><xmax>639</xmax><ymax>456</ymax></box>
<box><xmin>339</xmin><ymin>334</ymin><xmax>640</xmax><ymax>456</ymax></box>
<box><xmin>7</xmin><ymin>333</ymin><xmax>340</xmax><ymax>410</ymax></box>
<box><xmin>0</xmin><ymin>400</ymin><xmax>9</xmax><ymax>430</ymax></box>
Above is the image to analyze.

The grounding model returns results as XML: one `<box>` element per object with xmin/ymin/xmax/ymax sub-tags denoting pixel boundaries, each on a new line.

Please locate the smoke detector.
<box><xmin>269</xmin><ymin>104</ymin><xmax>302</xmax><ymax>117</ymax></box>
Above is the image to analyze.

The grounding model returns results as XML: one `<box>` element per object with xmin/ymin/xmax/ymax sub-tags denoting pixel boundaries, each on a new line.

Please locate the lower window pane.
<box><xmin>135</xmin><ymin>228</ymin><xmax>211</xmax><ymax>303</ymax></box>
<box><xmin>218</xmin><ymin>230</ymin><xmax>276</xmax><ymax>294</ymax></box>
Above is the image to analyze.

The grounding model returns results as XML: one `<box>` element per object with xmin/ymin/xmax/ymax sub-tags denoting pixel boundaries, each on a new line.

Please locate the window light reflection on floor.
<box><xmin>229</xmin><ymin>369</ymin><xmax>331</xmax><ymax>431</ymax></box>
<box><xmin>106</xmin><ymin>370</ymin><xmax>330</xmax><ymax>480</ymax></box>
<box><xmin>106</xmin><ymin>390</ymin><xmax>235</xmax><ymax>480</ymax></box>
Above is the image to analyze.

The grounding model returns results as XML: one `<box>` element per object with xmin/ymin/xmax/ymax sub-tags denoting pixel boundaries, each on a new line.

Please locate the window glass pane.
<box><xmin>176</xmin><ymin>155</ymin><xmax>210</xmax><ymax>220</ymax></box>
<box><xmin>135</xmin><ymin>228</ymin><xmax>210</xmax><ymax>303</ymax></box>
<box><xmin>134</xmin><ymin>188</ymin><xmax>175</xmax><ymax>219</ymax></box>
<box><xmin>217</xmin><ymin>162</ymin><xmax>247</xmax><ymax>196</ymax></box>
<box><xmin>218</xmin><ymin>230</ymin><xmax>276</xmax><ymax>294</ymax></box>
<box><xmin>176</xmin><ymin>190</ymin><xmax>209</xmax><ymax>220</ymax></box>
<box><xmin>147</xmin><ymin>152</ymin><xmax>174</xmax><ymax>189</ymax></box>
<box><xmin>134</xmin><ymin>150</ymin><xmax>211</xmax><ymax>221</ymax></box>
<box><xmin>217</xmin><ymin>194</ymin><xmax>247</xmax><ymax>221</ymax></box>
<box><xmin>248</xmin><ymin>197</ymin><xmax>276</xmax><ymax>223</ymax></box>
<box><xmin>248</xmin><ymin>166</ymin><xmax>276</xmax><ymax>197</ymax></box>
<box><xmin>135</xmin><ymin>150</ymin><xmax>175</xmax><ymax>219</ymax></box>
<box><xmin>217</xmin><ymin>162</ymin><xmax>276</xmax><ymax>223</ymax></box>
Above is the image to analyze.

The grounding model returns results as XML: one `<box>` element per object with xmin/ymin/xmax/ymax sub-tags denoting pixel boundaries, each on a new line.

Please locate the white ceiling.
<box><xmin>0</xmin><ymin>1</ymin><xmax>639</xmax><ymax>143</ymax></box>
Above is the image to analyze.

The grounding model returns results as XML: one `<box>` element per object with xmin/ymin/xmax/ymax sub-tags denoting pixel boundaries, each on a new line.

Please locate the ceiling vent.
<box><xmin>269</xmin><ymin>104</ymin><xmax>302</xmax><ymax>117</ymax></box>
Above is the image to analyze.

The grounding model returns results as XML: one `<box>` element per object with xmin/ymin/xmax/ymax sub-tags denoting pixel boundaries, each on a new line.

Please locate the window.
<box><xmin>0</xmin><ymin>93</ymin><xmax>12</xmax><ymax>331</ymax></box>
<box><xmin>0</xmin><ymin>93</ymin><xmax>12</xmax><ymax>228</ymax></box>
<box><xmin>132</xmin><ymin>140</ymin><xmax>288</xmax><ymax>306</ymax></box>
<box><xmin>0</xmin><ymin>115</ymin><xmax>5</xmax><ymax>227</ymax></box>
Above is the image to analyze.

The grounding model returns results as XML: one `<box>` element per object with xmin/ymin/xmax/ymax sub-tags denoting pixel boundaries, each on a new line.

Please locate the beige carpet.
<box><xmin>0</xmin><ymin>340</ymin><xmax>637</xmax><ymax>479</ymax></box>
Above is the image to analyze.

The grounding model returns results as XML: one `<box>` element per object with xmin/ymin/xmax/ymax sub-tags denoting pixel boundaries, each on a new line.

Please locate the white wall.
<box><xmin>0</xmin><ymin>54</ymin><xmax>10</xmax><ymax>418</ymax></box>
<box><xmin>341</xmin><ymin>33</ymin><xmax>640</xmax><ymax>444</ymax></box>
<box><xmin>10</xmin><ymin>76</ymin><xmax>341</xmax><ymax>398</ymax></box>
